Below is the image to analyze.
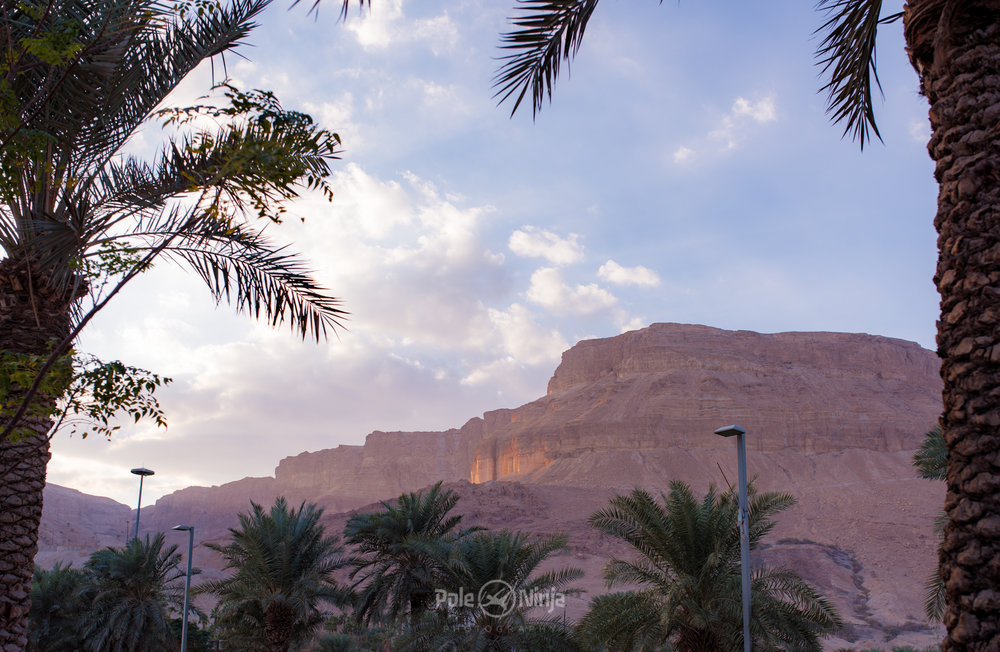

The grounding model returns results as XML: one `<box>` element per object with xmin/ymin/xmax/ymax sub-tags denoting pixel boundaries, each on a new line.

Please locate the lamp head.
<box><xmin>131</xmin><ymin>467</ymin><xmax>155</xmax><ymax>477</ymax></box>
<box><xmin>714</xmin><ymin>425</ymin><xmax>746</xmax><ymax>438</ymax></box>
<box><xmin>172</xmin><ymin>525</ymin><xmax>193</xmax><ymax>532</ymax></box>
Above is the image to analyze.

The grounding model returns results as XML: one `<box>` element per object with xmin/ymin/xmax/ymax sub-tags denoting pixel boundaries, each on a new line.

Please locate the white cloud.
<box><xmin>306</xmin><ymin>95</ymin><xmax>363</xmax><ymax>153</ymax></box>
<box><xmin>909</xmin><ymin>118</ymin><xmax>929</xmax><ymax>144</ymax></box>
<box><xmin>598</xmin><ymin>260</ymin><xmax>661</xmax><ymax>287</ymax></box>
<box><xmin>284</xmin><ymin>166</ymin><xmax>505</xmax><ymax>352</ymax></box>
<box><xmin>619</xmin><ymin>317</ymin><xmax>646</xmax><ymax>333</ymax></box>
<box><xmin>402</xmin><ymin>78</ymin><xmax>474</xmax><ymax>117</ymax></box>
<box><xmin>346</xmin><ymin>0</ymin><xmax>458</xmax><ymax>54</ymax></box>
<box><xmin>710</xmin><ymin>95</ymin><xmax>778</xmax><ymax>150</ymax></box>
<box><xmin>410</xmin><ymin>14</ymin><xmax>459</xmax><ymax>55</ymax></box>
<box><xmin>509</xmin><ymin>226</ymin><xmax>584</xmax><ymax>265</ymax></box>
<box><xmin>526</xmin><ymin>268</ymin><xmax>618</xmax><ymax>315</ymax></box>
<box><xmin>483</xmin><ymin>304</ymin><xmax>569</xmax><ymax>367</ymax></box>
<box><xmin>673</xmin><ymin>146</ymin><xmax>694</xmax><ymax>163</ymax></box>
<box><xmin>732</xmin><ymin>97</ymin><xmax>777</xmax><ymax>123</ymax></box>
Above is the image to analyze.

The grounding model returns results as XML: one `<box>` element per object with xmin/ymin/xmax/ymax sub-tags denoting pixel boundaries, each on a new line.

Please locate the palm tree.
<box><xmin>575</xmin><ymin>482</ymin><xmax>841</xmax><ymax>651</ymax></box>
<box><xmin>27</xmin><ymin>562</ymin><xmax>88</xmax><ymax>652</ymax></box>
<box><xmin>396</xmin><ymin>529</ymin><xmax>583</xmax><ymax>651</ymax></box>
<box><xmin>344</xmin><ymin>482</ymin><xmax>480</xmax><ymax>625</ymax></box>
<box><xmin>0</xmin><ymin>0</ymin><xmax>345</xmax><ymax>645</ymax></box>
<box><xmin>200</xmin><ymin>497</ymin><xmax>351</xmax><ymax>652</ymax></box>
<box><xmin>488</xmin><ymin>2</ymin><xmax>1000</xmax><ymax>646</ymax></box>
<box><xmin>79</xmin><ymin>533</ymin><xmax>186</xmax><ymax>652</ymax></box>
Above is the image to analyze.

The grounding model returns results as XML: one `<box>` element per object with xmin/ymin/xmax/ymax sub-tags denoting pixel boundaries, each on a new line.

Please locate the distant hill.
<box><xmin>39</xmin><ymin>323</ymin><xmax>945</xmax><ymax>648</ymax></box>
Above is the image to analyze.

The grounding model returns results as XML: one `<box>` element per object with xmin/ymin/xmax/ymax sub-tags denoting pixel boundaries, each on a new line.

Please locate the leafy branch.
<box><xmin>0</xmin><ymin>349</ymin><xmax>170</xmax><ymax>441</ymax></box>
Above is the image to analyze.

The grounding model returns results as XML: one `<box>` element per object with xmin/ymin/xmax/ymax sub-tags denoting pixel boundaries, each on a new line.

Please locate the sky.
<box><xmin>48</xmin><ymin>0</ymin><xmax>941</xmax><ymax>506</ymax></box>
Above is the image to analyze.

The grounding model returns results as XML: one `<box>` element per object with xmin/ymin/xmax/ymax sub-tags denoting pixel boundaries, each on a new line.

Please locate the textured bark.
<box><xmin>904</xmin><ymin>1</ymin><xmax>1000</xmax><ymax>648</ymax></box>
<box><xmin>264</xmin><ymin>601</ymin><xmax>296</xmax><ymax>652</ymax></box>
<box><xmin>0</xmin><ymin>257</ymin><xmax>76</xmax><ymax>652</ymax></box>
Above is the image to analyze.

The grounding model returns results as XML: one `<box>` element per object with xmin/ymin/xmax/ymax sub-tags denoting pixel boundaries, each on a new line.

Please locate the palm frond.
<box><xmin>71</xmin><ymin>0</ymin><xmax>274</xmax><ymax>172</ymax></box>
<box><xmin>290</xmin><ymin>0</ymin><xmax>370</xmax><ymax>19</ymax></box>
<box><xmin>751</xmin><ymin>567</ymin><xmax>842</xmax><ymax>632</ymax></box>
<box><xmin>88</xmin><ymin>208</ymin><xmax>346</xmax><ymax>341</ymax></box>
<box><xmin>574</xmin><ymin>590</ymin><xmax>667</xmax><ymax>651</ymax></box>
<box><xmin>815</xmin><ymin>0</ymin><xmax>901</xmax><ymax>149</ymax></box>
<box><xmin>68</xmin><ymin>97</ymin><xmax>341</xmax><ymax>250</ymax></box>
<box><xmin>745</xmin><ymin>487</ymin><xmax>796</xmax><ymax>547</ymax></box>
<box><xmin>589</xmin><ymin>487</ymin><xmax>674</xmax><ymax>570</ymax></box>
<box><xmin>912</xmin><ymin>425</ymin><xmax>946</xmax><ymax>480</ymax></box>
<box><xmin>924</xmin><ymin>562</ymin><xmax>945</xmax><ymax>622</ymax></box>
<box><xmin>923</xmin><ymin>507</ymin><xmax>945</xmax><ymax>622</ymax></box>
<box><xmin>492</xmin><ymin>0</ymin><xmax>601</xmax><ymax>118</ymax></box>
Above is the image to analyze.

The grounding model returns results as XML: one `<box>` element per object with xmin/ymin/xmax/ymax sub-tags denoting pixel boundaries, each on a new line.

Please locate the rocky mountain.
<box><xmin>39</xmin><ymin>323</ymin><xmax>946</xmax><ymax>648</ymax></box>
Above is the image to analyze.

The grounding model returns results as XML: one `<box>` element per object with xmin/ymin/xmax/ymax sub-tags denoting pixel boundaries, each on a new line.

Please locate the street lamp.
<box><xmin>715</xmin><ymin>424</ymin><xmax>751</xmax><ymax>652</ymax></box>
<box><xmin>172</xmin><ymin>525</ymin><xmax>194</xmax><ymax>652</ymax></box>
<box><xmin>130</xmin><ymin>467</ymin><xmax>154</xmax><ymax>539</ymax></box>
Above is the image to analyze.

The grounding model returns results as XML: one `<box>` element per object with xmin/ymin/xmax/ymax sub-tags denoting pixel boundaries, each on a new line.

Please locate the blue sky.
<box><xmin>48</xmin><ymin>0</ymin><xmax>941</xmax><ymax>505</ymax></box>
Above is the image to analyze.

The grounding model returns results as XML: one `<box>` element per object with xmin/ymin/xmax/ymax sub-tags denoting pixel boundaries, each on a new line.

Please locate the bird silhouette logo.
<box><xmin>478</xmin><ymin>580</ymin><xmax>515</xmax><ymax>619</ymax></box>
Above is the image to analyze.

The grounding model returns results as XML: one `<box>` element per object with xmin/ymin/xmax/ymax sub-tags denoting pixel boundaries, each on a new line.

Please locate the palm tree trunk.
<box><xmin>0</xmin><ymin>430</ymin><xmax>49</xmax><ymax>652</ymax></box>
<box><xmin>264</xmin><ymin>602</ymin><xmax>296</xmax><ymax>652</ymax></box>
<box><xmin>0</xmin><ymin>256</ymin><xmax>77</xmax><ymax>651</ymax></box>
<box><xmin>904</xmin><ymin>0</ymin><xmax>1000</xmax><ymax>647</ymax></box>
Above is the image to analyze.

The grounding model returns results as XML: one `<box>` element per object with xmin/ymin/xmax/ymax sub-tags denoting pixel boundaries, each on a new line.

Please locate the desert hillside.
<box><xmin>39</xmin><ymin>323</ymin><xmax>945</xmax><ymax>648</ymax></box>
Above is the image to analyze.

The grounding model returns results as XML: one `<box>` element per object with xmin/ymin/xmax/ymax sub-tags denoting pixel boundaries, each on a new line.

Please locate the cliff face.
<box><xmin>273</xmin><ymin>427</ymin><xmax>475</xmax><ymax>502</ymax></box>
<box><xmin>35</xmin><ymin>485</ymin><xmax>131</xmax><ymax>568</ymax></box>
<box><xmin>547</xmin><ymin>325</ymin><xmax>936</xmax><ymax>450</ymax></box>
<box><xmin>181</xmin><ymin>323</ymin><xmax>940</xmax><ymax>503</ymax></box>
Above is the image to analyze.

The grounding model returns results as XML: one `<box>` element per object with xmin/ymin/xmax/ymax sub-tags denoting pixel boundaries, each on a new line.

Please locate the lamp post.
<box><xmin>172</xmin><ymin>525</ymin><xmax>194</xmax><ymax>652</ymax></box>
<box><xmin>715</xmin><ymin>424</ymin><xmax>750</xmax><ymax>652</ymax></box>
<box><xmin>130</xmin><ymin>467</ymin><xmax>154</xmax><ymax>539</ymax></box>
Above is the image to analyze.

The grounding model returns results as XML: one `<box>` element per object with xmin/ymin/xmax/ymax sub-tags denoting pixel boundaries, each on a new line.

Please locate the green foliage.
<box><xmin>912</xmin><ymin>425</ymin><xmax>946</xmax><ymax>622</ymax></box>
<box><xmin>79</xmin><ymin>534</ymin><xmax>186</xmax><ymax>652</ymax></box>
<box><xmin>0</xmin><ymin>348</ymin><xmax>170</xmax><ymax>441</ymax></box>
<box><xmin>576</xmin><ymin>481</ymin><xmax>842</xmax><ymax>651</ymax></box>
<box><xmin>0</xmin><ymin>348</ymin><xmax>74</xmax><ymax>439</ymax></box>
<box><xmin>344</xmin><ymin>482</ymin><xmax>481</xmax><ymax>625</ymax></box>
<box><xmin>0</xmin><ymin>0</ymin><xmax>86</xmax><ymax>141</ymax></box>
<box><xmin>153</xmin><ymin>81</ymin><xmax>340</xmax><ymax>223</ymax></box>
<box><xmin>912</xmin><ymin>425</ymin><xmax>945</xmax><ymax>481</ymax></box>
<box><xmin>317</xmin><ymin>633</ymin><xmax>364</xmax><ymax>652</ymax></box>
<box><xmin>174</xmin><ymin>0</ymin><xmax>224</xmax><ymax>20</ymax></box>
<box><xmin>200</xmin><ymin>497</ymin><xmax>350</xmax><ymax>652</ymax></box>
<box><xmin>27</xmin><ymin>562</ymin><xmax>89</xmax><ymax>652</ymax></box>
<box><xmin>167</xmin><ymin>616</ymin><xmax>215</xmax><ymax>652</ymax></box>
<box><xmin>60</xmin><ymin>354</ymin><xmax>171</xmax><ymax>439</ymax></box>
